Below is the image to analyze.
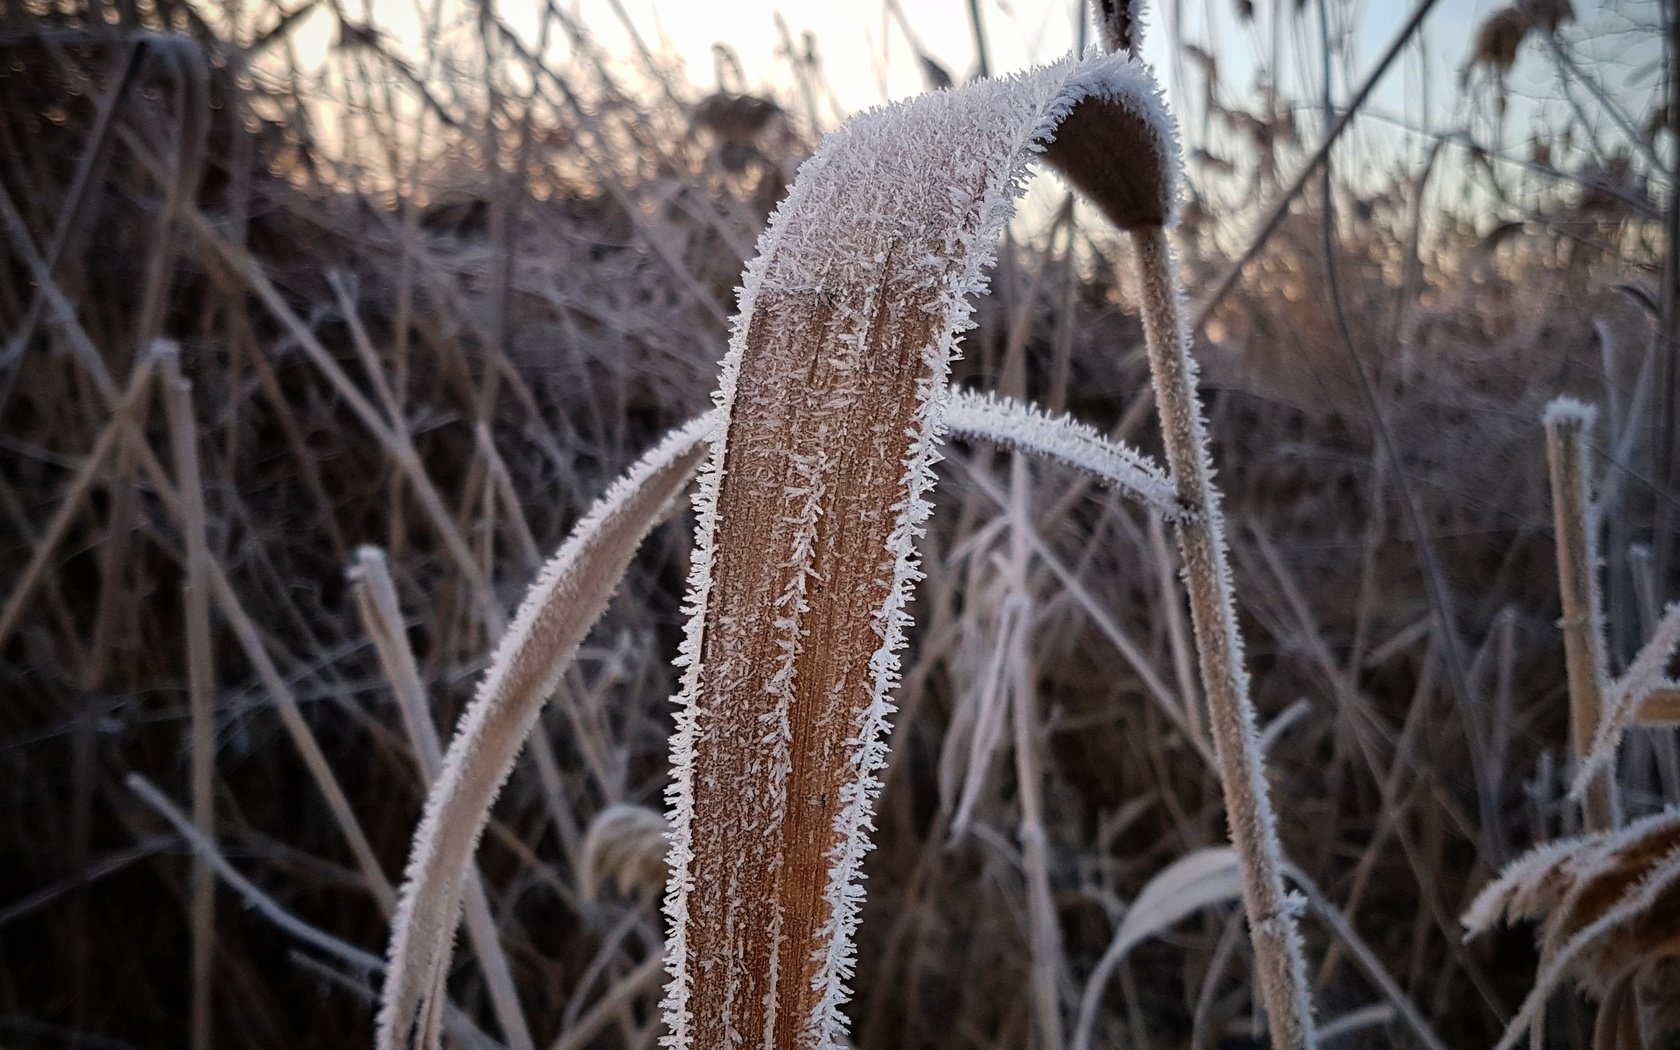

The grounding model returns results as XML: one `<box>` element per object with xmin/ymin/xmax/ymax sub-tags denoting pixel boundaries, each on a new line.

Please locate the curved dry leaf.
<box><xmin>661</xmin><ymin>47</ymin><xmax>1180</xmax><ymax>1050</ymax></box>
<box><xmin>376</xmin><ymin>413</ymin><xmax>714</xmax><ymax>1050</ymax></box>
<box><xmin>1073</xmin><ymin>847</ymin><xmax>1243</xmax><ymax>1050</ymax></box>
<box><xmin>1114</xmin><ymin>846</ymin><xmax>1245</xmax><ymax>957</ymax></box>
<box><xmin>1464</xmin><ymin>808</ymin><xmax>1680</xmax><ymax>1050</ymax></box>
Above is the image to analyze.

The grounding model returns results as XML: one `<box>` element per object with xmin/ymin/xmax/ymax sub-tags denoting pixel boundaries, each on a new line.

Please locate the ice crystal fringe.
<box><xmin>944</xmin><ymin>389</ymin><xmax>1187</xmax><ymax>518</ymax></box>
<box><xmin>1574</xmin><ymin>601</ymin><xmax>1680</xmax><ymax>798</ymax></box>
<box><xmin>660</xmin><ymin>46</ymin><xmax>1180</xmax><ymax>1050</ymax></box>
<box><xmin>375</xmin><ymin>413</ymin><xmax>714</xmax><ymax>1050</ymax></box>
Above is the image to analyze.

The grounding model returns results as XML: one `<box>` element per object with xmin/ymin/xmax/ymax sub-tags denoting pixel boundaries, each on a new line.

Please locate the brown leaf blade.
<box><xmin>660</xmin><ymin>49</ymin><xmax>1181</xmax><ymax>1050</ymax></box>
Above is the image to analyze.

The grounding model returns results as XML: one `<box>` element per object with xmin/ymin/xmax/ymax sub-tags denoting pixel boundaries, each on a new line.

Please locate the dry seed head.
<box><xmin>581</xmin><ymin>803</ymin><xmax>671</xmax><ymax>901</ymax></box>
<box><xmin>692</xmin><ymin>92</ymin><xmax>784</xmax><ymax>144</ymax></box>
<box><xmin>1465</xmin><ymin>7</ymin><xmax>1531</xmax><ymax>82</ymax></box>
<box><xmin>1519</xmin><ymin>0</ymin><xmax>1574</xmax><ymax>36</ymax></box>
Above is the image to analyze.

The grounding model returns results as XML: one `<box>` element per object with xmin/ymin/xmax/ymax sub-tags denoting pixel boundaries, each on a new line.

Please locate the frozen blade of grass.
<box><xmin>1576</xmin><ymin>602</ymin><xmax>1680</xmax><ymax>798</ymax></box>
<box><xmin>350</xmin><ymin>548</ymin><xmax>537</xmax><ymax>1050</ymax></box>
<box><xmin>944</xmin><ymin>389</ymin><xmax>1185</xmax><ymax>518</ymax></box>
<box><xmin>1543</xmin><ymin>398</ymin><xmax>1617</xmax><ymax>828</ymax></box>
<box><xmin>376</xmin><ymin>413</ymin><xmax>713</xmax><ymax>1050</ymax></box>
<box><xmin>660</xmin><ymin>48</ymin><xmax>1182</xmax><ymax>1050</ymax></box>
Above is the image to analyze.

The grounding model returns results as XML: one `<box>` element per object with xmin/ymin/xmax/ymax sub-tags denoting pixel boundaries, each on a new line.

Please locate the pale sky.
<box><xmin>264</xmin><ymin>0</ymin><xmax>1664</xmax><ymax>232</ymax></box>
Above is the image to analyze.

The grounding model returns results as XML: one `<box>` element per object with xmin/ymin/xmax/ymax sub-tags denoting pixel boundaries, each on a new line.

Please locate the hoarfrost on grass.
<box><xmin>657</xmin><ymin>45</ymin><xmax>1189</xmax><ymax>1050</ymax></box>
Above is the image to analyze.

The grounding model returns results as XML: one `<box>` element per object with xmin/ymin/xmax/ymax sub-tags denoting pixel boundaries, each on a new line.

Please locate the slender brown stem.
<box><xmin>160</xmin><ymin>345</ymin><xmax>215</xmax><ymax>1050</ymax></box>
<box><xmin>1544</xmin><ymin>403</ymin><xmax>1617</xmax><ymax>832</ymax></box>
<box><xmin>1131</xmin><ymin>225</ymin><xmax>1314</xmax><ymax>1050</ymax></box>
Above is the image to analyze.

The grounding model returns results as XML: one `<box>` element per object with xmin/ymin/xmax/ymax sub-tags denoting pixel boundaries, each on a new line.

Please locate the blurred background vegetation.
<box><xmin>1</xmin><ymin>0</ymin><xmax>1676</xmax><ymax>1047</ymax></box>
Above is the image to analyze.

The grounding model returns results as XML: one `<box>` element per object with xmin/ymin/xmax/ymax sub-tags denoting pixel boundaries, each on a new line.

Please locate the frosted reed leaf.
<box><xmin>660</xmin><ymin>47</ymin><xmax>1179</xmax><ymax>1050</ymax></box>
<box><xmin>376</xmin><ymin>413</ymin><xmax>713</xmax><ymax>1050</ymax></box>
<box><xmin>944</xmin><ymin>389</ymin><xmax>1185</xmax><ymax>518</ymax></box>
<box><xmin>1575</xmin><ymin>602</ymin><xmax>1680</xmax><ymax>797</ymax></box>
<box><xmin>1465</xmin><ymin>808</ymin><xmax>1680</xmax><ymax>1049</ymax></box>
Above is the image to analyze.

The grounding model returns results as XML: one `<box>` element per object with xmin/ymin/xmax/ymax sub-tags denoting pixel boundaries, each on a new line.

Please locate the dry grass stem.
<box><xmin>350</xmin><ymin>548</ymin><xmax>537</xmax><ymax>1050</ymax></box>
<box><xmin>158</xmin><ymin>343</ymin><xmax>216</xmax><ymax>1050</ymax></box>
<box><xmin>377</xmin><ymin>413</ymin><xmax>712</xmax><ymax>1050</ymax></box>
<box><xmin>1543</xmin><ymin>398</ymin><xmax>1617</xmax><ymax>830</ymax></box>
<box><xmin>1130</xmin><ymin>225</ymin><xmax>1315</xmax><ymax>1049</ymax></box>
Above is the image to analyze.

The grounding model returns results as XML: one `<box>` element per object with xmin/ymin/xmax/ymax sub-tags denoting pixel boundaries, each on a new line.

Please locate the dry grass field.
<box><xmin>2</xmin><ymin>0</ymin><xmax>1678</xmax><ymax>1047</ymax></box>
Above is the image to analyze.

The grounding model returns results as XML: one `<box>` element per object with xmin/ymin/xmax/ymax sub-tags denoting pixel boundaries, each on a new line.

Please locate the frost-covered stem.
<box><xmin>1129</xmin><ymin>225</ymin><xmax>1314</xmax><ymax>1050</ymax></box>
<box><xmin>1543</xmin><ymin>402</ymin><xmax>1617</xmax><ymax>832</ymax></box>
<box><xmin>351</xmin><ymin>548</ymin><xmax>536</xmax><ymax>1050</ymax></box>
<box><xmin>376</xmin><ymin>415</ymin><xmax>711</xmax><ymax>1050</ymax></box>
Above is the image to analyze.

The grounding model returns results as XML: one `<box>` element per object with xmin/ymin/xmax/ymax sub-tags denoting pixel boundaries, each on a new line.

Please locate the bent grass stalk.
<box><xmin>350</xmin><ymin>548</ymin><xmax>536</xmax><ymax>1050</ymax></box>
<box><xmin>376</xmin><ymin>414</ymin><xmax>713</xmax><ymax>1050</ymax></box>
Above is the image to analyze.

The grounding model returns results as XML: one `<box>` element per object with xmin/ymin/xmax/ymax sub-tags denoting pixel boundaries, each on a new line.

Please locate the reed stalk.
<box><xmin>1130</xmin><ymin>225</ymin><xmax>1315</xmax><ymax>1050</ymax></box>
<box><xmin>1543</xmin><ymin>399</ymin><xmax>1617</xmax><ymax>831</ymax></box>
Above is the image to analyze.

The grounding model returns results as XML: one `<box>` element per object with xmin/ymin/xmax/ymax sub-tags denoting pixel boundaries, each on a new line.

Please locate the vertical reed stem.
<box><xmin>160</xmin><ymin>345</ymin><xmax>215</xmax><ymax>1050</ymax></box>
<box><xmin>1130</xmin><ymin>225</ymin><xmax>1314</xmax><ymax>1050</ymax></box>
<box><xmin>1544</xmin><ymin>402</ymin><xmax>1617</xmax><ymax>832</ymax></box>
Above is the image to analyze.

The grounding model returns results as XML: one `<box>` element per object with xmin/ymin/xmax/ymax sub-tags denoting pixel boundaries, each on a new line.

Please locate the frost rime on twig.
<box><xmin>944</xmin><ymin>388</ymin><xmax>1185</xmax><ymax>518</ymax></box>
<box><xmin>1574</xmin><ymin>602</ymin><xmax>1680</xmax><ymax>799</ymax></box>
